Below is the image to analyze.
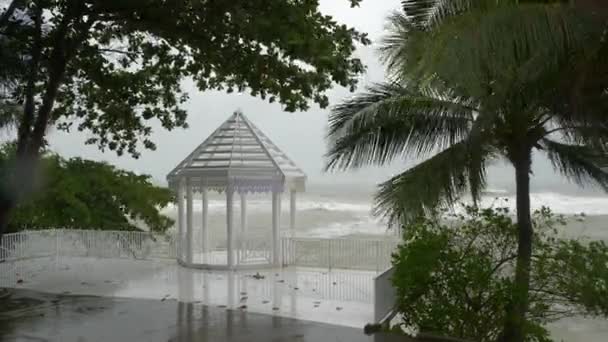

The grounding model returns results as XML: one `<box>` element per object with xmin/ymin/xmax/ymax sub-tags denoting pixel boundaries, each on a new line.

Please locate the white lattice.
<box><xmin>166</xmin><ymin>110</ymin><xmax>306</xmax><ymax>193</ymax></box>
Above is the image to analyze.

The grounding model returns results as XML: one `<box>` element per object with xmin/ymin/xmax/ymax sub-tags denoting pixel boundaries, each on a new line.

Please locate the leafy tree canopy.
<box><xmin>0</xmin><ymin>0</ymin><xmax>369</xmax><ymax>158</ymax></box>
<box><xmin>392</xmin><ymin>206</ymin><xmax>608</xmax><ymax>342</ymax></box>
<box><xmin>0</xmin><ymin>144</ymin><xmax>173</xmax><ymax>233</ymax></box>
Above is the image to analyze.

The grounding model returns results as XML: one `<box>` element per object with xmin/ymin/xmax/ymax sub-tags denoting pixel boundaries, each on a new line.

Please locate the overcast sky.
<box><xmin>47</xmin><ymin>0</ymin><xmax>596</xmax><ymax>194</ymax></box>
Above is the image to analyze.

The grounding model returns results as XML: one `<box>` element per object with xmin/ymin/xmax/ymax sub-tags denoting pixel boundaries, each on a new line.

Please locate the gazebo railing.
<box><xmin>237</xmin><ymin>231</ymin><xmax>272</xmax><ymax>264</ymax></box>
<box><xmin>1</xmin><ymin>229</ymin><xmax>398</xmax><ymax>271</ymax></box>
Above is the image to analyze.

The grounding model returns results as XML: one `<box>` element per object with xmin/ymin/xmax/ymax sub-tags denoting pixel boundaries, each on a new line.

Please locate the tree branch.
<box><xmin>27</xmin><ymin>5</ymin><xmax>97</xmax><ymax>155</ymax></box>
<box><xmin>16</xmin><ymin>3</ymin><xmax>42</xmax><ymax>155</ymax></box>
<box><xmin>0</xmin><ymin>0</ymin><xmax>22</xmax><ymax>31</ymax></box>
<box><xmin>98</xmin><ymin>48</ymin><xmax>138</xmax><ymax>62</ymax></box>
<box><xmin>531</xmin><ymin>113</ymin><xmax>554</xmax><ymax>131</ymax></box>
<box><xmin>543</xmin><ymin>126</ymin><xmax>585</xmax><ymax>136</ymax></box>
<box><xmin>530</xmin><ymin>287</ymin><xmax>577</xmax><ymax>304</ymax></box>
<box><xmin>488</xmin><ymin>254</ymin><xmax>517</xmax><ymax>277</ymax></box>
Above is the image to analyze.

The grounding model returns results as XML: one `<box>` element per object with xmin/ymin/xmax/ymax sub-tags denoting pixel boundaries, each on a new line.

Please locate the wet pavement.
<box><xmin>0</xmin><ymin>289</ymin><xmax>408</xmax><ymax>342</ymax></box>
<box><xmin>1</xmin><ymin>257</ymin><xmax>376</xmax><ymax>328</ymax></box>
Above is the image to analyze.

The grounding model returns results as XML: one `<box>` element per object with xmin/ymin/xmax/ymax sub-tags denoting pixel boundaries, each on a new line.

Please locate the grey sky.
<box><xmin>46</xmin><ymin>0</ymin><xmax>598</xmax><ymax>194</ymax></box>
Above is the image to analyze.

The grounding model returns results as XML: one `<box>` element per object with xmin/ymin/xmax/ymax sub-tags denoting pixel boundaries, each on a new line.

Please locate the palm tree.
<box><xmin>326</xmin><ymin>2</ymin><xmax>608</xmax><ymax>341</ymax></box>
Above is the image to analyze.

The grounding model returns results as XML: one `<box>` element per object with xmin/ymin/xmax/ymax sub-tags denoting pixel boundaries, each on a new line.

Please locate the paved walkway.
<box><xmin>0</xmin><ymin>289</ymin><xmax>406</xmax><ymax>342</ymax></box>
<box><xmin>1</xmin><ymin>257</ymin><xmax>376</xmax><ymax>327</ymax></box>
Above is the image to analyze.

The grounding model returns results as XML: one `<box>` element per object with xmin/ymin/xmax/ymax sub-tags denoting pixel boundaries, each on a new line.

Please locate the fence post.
<box><xmin>55</xmin><ymin>229</ymin><xmax>59</xmax><ymax>257</ymax></box>
<box><xmin>293</xmin><ymin>238</ymin><xmax>298</xmax><ymax>266</ymax></box>
<box><xmin>328</xmin><ymin>239</ymin><xmax>332</xmax><ymax>270</ymax></box>
<box><xmin>281</xmin><ymin>238</ymin><xmax>285</xmax><ymax>266</ymax></box>
<box><xmin>375</xmin><ymin>240</ymin><xmax>380</xmax><ymax>273</ymax></box>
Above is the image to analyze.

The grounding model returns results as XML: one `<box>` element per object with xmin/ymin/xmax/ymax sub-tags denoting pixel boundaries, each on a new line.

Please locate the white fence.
<box><xmin>0</xmin><ymin>229</ymin><xmax>398</xmax><ymax>271</ymax></box>
<box><xmin>281</xmin><ymin>237</ymin><xmax>399</xmax><ymax>272</ymax></box>
<box><xmin>0</xmin><ymin>229</ymin><xmax>176</xmax><ymax>262</ymax></box>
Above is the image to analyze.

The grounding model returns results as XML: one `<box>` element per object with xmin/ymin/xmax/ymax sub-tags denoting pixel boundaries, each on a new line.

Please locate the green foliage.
<box><xmin>325</xmin><ymin>2</ymin><xmax>608</xmax><ymax>224</ymax></box>
<box><xmin>0</xmin><ymin>0</ymin><xmax>369</xmax><ymax>158</ymax></box>
<box><xmin>392</xmin><ymin>206</ymin><xmax>608</xmax><ymax>342</ymax></box>
<box><xmin>0</xmin><ymin>144</ymin><xmax>173</xmax><ymax>233</ymax></box>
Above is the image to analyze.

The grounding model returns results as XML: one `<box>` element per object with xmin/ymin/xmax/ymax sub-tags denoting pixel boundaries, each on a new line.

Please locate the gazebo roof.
<box><xmin>167</xmin><ymin>111</ymin><xmax>306</xmax><ymax>193</ymax></box>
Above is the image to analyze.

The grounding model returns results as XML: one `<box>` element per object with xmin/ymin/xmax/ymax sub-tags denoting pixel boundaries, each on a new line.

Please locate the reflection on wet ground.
<box><xmin>0</xmin><ymin>289</ymin><xmax>407</xmax><ymax>342</ymax></box>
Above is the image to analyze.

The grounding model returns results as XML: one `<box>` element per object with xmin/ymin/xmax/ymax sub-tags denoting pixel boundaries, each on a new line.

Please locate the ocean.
<box><xmin>162</xmin><ymin>182</ymin><xmax>608</xmax><ymax>241</ymax></box>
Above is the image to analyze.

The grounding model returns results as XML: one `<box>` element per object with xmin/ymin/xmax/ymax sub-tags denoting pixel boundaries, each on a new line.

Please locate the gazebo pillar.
<box><xmin>177</xmin><ymin>179</ymin><xmax>185</xmax><ymax>261</ymax></box>
<box><xmin>186</xmin><ymin>178</ymin><xmax>193</xmax><ymax>264</ymax></box>
<box><xmin>272</xmin><ymin>190</ymin><xmax>281</xmax><ymax>266</ymax></box>
<box><xmin>201</xmin><ymin>187</ymin><xmax>209</xmax><ymax>262</ymax></box>
<box><xmin>240</xmin><ymin>193</ymin><xmax>247</xmax><ymax>262</ymax></box>
<box><xmin>226</xmin><ymin>188</ymin><xmax>235</xmax><ymax>268</ymax></box>
<box><xmin>289</xmin><ymin>190</ymin><xmax>296</xmax><ymax>233</ymax></box>
<box><xmin>240</xmin><ymin>193</ymin><xmax>247</xmax><ymax>234</ymax></box>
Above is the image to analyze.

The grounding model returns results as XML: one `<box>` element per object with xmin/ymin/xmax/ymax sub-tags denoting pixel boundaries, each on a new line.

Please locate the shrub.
<box><xmin>392</xmin><ymin>206</ymin><xmax>608</xmax><ymax>342</ymax></box>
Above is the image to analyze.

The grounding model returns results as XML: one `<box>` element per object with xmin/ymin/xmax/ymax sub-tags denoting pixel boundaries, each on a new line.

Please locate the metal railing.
<box><xmin>0</xmin><ymin>229</ymin><xmax>176</xmax><ymax>262</ymax></box>
<box><xmin>0</xmin><ymin>230</ymin><xmax>57</xmax><ymax>261</ymax></box>
<box><xmin>281</xmin><ymin>237</ymin><xmax>399</xmax><ymax>271</ymax></box>
<box><xmin>1</xmin><ymin>229</ymin><xmax>398</xmax><ymax>271</ymax></box>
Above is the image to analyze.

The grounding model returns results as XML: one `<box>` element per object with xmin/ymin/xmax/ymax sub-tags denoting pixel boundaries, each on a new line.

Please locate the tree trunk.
<box><xmin>501</xmin><ymin>153</ymin><xmax>533</xmax><ymax>342</ymax></box>
<box><xmin>0</xmin><ymin>198</ymin><xmax>11</xmax><ymax>243</ymax></box>
<box><xmin>0</xmin><ymin>5</ymin><xmax>91</xmax><ymax>241</ymax></box>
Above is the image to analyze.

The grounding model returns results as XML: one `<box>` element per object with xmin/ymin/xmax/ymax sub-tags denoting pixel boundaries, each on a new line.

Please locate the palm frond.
<box><xmin>374</xmin><ymin>137</ymin><xmax>494</xmax><ymax>225</ymax></box>
<box><xmin>401</xmin><ymin>0</ymin><xmax>439</xmax><ymax>27</ymax></box>
<box><xmin>325</xmin><ymin>82</ymin><xmax>475</xmax><ymax>170</ymax></box>
<box><xmin>542</xmin><ymin>139</ymin><xmax>608</xmax><ymax>191</ymax></box>
<box><xmin>549</xmin><ymin>120</ymin><xmax>608</xmax><ymax>151</ymax></box>
<box><xmin>380</xmin><ymin>12</ymin><xmax>429</xmax><ymax>79</ymax></box>
<box><xmin>402</xmin><ymin>0</ymin><xmax>498</xmax><ymax>28</ymax></box>
<box><xmin>547</xmin><ymin>36</ymin><xmax>608</xmax><ymax>134</ymax></box>
<box><xmin>393</xmin><ymin>3</ymin><xmax>602</xmax><ymax>104</ymax></box>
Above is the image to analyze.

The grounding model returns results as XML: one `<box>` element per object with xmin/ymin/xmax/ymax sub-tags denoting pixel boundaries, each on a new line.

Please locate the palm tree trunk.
<box><xmin>501</xmin><ymin>153</ymin><xmax>533</xmax><ymax>342</ymax></box>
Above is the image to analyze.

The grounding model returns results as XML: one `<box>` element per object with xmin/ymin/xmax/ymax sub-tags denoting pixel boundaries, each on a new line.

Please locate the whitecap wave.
<box><xmin>303</xmin><ymin>217</ymin><xmax>394</xmax><ymax>238</ymax></box>
<box><xmin>477</xmin><ymin>192</ymin><xmax>608</xmax><ymax>215</ymax></box>
<box><xmin>162</xmin><ymin>192</ymin><xmax>608</xmax><ymax>216</ymax></box>
<box><xmin>162</xmin><ymin>198</ymin><xmax>371</xmax><ymax>214</ymax></box>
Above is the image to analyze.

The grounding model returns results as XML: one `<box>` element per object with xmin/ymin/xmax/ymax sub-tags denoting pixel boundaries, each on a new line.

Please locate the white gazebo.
<box><xmin>167</xmin><ymin>111</ymin><xmax>306</xmax><ymax>270</ymax></box>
